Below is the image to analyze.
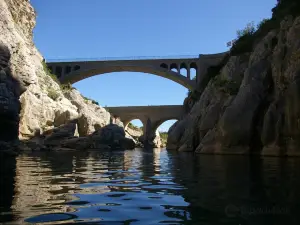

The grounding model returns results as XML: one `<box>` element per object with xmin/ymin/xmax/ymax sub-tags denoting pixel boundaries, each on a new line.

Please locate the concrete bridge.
<box><xmin>106</xmin><ymin>105</ymin><xmax>184</xmax><ymax>143</ymax></box>
<box><xmin>46</xmin><ymin>52</ymin><xmax>227</xmax><ymax>91</ymax></box>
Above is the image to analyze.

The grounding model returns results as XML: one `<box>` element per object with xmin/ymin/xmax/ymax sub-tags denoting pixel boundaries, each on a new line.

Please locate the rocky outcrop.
<box><xmin>0</xmin><ymin>0</ymin><xmax>113</xmax><ymax>141</ymax></box>
<box><xmin>19</xmin><ymin>123</ymin><xmax>136</xmax><ymax>151</ymax></box>
<box><xmin>91</xmin><ymin>124</ymin><xmax>135</xmax><ymax>150</ymax></box>
<box><xmin>64</xmin><ymin>89</ymin><xmax>110</xmax><ymax>136</ymax></box>
<box><xmin>168</xmin><ymin>12</ymin><xmax>300</xmax><ymax>156</ymax></box>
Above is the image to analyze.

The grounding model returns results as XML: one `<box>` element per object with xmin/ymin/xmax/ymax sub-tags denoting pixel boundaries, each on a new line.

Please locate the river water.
<box><xmin>1</xmin><ymin>148</ymin><xmax>300</xmax><ymax>224</ymax></box>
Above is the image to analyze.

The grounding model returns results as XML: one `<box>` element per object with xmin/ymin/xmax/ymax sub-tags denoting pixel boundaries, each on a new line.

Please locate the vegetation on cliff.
<box><xmin>159</xmin><ymin>132</ymin><xmax>168</xmax><ymax>146</ymax></box>
<box><xmin>231</xmin><ymin>0</ymin><xmax>300</xmax><ymax>55</ymax></box>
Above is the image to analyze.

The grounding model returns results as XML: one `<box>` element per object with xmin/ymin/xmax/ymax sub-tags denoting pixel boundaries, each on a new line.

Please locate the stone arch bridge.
<box><xmin>46</xmin><ymin>53</ymin><xmax>227</xmax><ymax>144</ymax></box>
<box><xmin>106</xmin><ymin>105</ymin><xmax>184</xmax><ymax>143</ymax></box>
<box><xmin>46</xmin><ymin>52</ymin><xmax>227</xmax><ymax>91</ymax></box>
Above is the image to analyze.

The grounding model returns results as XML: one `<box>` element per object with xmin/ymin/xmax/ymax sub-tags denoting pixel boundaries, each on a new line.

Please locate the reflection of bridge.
<box><xmin>46</xmin><ymin>52</ymin><xmax>227</xmax><ymax>91</ymax></box>
<box><xmin>106</xmin><ymin>105</ymin><xmax>184</xmax><ymax>141</ymax></box>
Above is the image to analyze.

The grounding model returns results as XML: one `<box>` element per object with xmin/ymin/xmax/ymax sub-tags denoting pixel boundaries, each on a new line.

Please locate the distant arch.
<box><xmin>180</xmin><ymin>63</ymin><xmax>187</xmax><ymax>69</ymax></box>
<box><xmin>65</xmin><ymin>66</ymin><xmax>72</xmax><ymax>74</ymax></box>
<box><xmin>160</xmin><ymin>63</ymin><xmax>168</xmax><ymax>69</ymax></box>
<box><xmin>74</xmin><ymin>65</ymin><xmax>80</xmax><ymax>71</ymax></box>
<box><xmin>180</xmin><ymin>63</ymin><xmax>188</xmax><ymax>77</ymax></box>
<box><xmin>170</xmin><ymin>63</ymin><xmax>178</xmax><ymax>73</ymax></box>
<box><xmin>55</xmin><ymin>66</ymin><xmax>63</xmax><ymax>78</ymax></box>
<box><xmin>190</xmin><ymin>62</ymin><xmax>197</xmax><ymax>80</ymax></box>
<box><xmin>190</xmin><ymin>62</ymin><xmax>197</xmax><ymax>69</ymax></box>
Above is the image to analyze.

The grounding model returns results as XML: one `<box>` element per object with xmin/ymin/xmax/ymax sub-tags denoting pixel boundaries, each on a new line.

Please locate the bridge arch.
<box><xmin>59</xmin><ymin>65</ymin><xmax>196</xmax><ymax>90</ymax></box>
<box><xmin>151</xmin><ymin>117</ymin><xmax>180</xmax><ymax>134</ymax></box>
<box><xmin>124</xmin><ymin>119</ymin><xmax>144</xmax><ymax>131</ymax></box>
<box><xmin>160</xmin><ymin>63</ymin><xmax>168</xmax><ymax>69</ymax></box>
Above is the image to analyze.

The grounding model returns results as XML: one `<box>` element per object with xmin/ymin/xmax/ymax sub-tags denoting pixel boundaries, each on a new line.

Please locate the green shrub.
<box><xmin>47</xmin><ymin>87</ymin><xmax>60</xmax><ymax>101</ymax></box>
<box><xmin>231</xmin><ymin>0</ymin><xmax>300</xmax><ymax>56</ymax></box>
<box><xmin>213</xmin><ymin>76</ymin><xmax>240</xmax><ymax>95</ymax></box>
<box><xmin>83</xmin><ymin>96</ymin><xmax>99</xmax><ymax>106</ymax></box>
<box><xmin>61</xmin><ymin>83</ymin><xmax>75</xmax><ymax>92</ymax></box>
<box><xmin>237</xmin><ymin>22</ymin><xmax>256</xmax><ymax>38</ymax></box>
<box><xmin>42</xmin><ymin>61</ymin><xmax>61</xmax><ymax>84</ymax></box>
<box><xmin>128</xmin><ymin>122</ymin><xmax>141</xmax><ymax>130</ymax></box>
<box><xmin>257</xmin><ymin>18</ymin><xmax>270</xmax><ymax>30</ymax></box>
<box><xmin>42</xmin><ymin>61</ymin><xmax>76</xmax><ymax>93</ymax></box>
<box><xmin>159</xmin><ymin>132</ymin><xmax>168</xmax><ymax>140</ymax></box>
<box><xmin>231</xmin><ymin>30</ymin><xmax>256</xmax><ymax>56</ymax></box>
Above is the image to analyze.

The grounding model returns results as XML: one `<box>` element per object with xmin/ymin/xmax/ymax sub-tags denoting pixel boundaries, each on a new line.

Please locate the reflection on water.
<box><xmin>1</xmin><ymin>149</ymin><xmax>300</xmax><ymax>224</ymax></box>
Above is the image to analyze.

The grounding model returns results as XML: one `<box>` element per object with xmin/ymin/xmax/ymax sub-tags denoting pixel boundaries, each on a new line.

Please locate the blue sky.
<box><xmin>31</xmin><ymin>0</ymin><xmax>276</xmax><ymax>131</ymax></box>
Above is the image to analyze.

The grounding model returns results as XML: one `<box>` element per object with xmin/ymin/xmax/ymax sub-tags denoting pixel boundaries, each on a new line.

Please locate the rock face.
<box><xmin>125</xmin><ymin>126</ymin><xmax>143</xmax><ymax>147</ymax></box>
<box><xmin>0</xmin><ymin>0</ymin><xmax>112</xmax><ymax>140</ymax></box>
<box><xmin>168</xmin><ymin>14</ymin><xmax>300</xmax><ymax>156</ymax></box>
<box><xmin>64</xmin><ymin>89</ymin><xmax>110</xmax><ymax>136</ymax></box>
<box><xmin>0</xmin><ymin>44</ymin><xmax>21</xmax><ymax>142</ymax></box>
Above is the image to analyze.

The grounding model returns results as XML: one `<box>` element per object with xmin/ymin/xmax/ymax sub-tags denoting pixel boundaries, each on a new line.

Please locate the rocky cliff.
<box><xmin>167</xmin><ymin>0</ymin><xmax>300</xmax><ymax>156</ymax></box>
<box><xmin>0</xmin><ymin>0</ymin><xmax>112</xmax><ymax>140</ymax></box>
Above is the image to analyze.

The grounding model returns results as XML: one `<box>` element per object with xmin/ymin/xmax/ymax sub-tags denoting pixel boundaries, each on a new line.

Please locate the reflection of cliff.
<box><xmin>12</xmin><ymin>155</ymin><xmax>76</xmax><ymax>221</ymax></box>
<box><xmin>0</xmin><ymin>156</ymin><xmax>16</xmax><ymax>223</ymax></box>
<box><xmin>10</xmin><ymin>152</ymin><xmax>114</xmax><ymax>223</ymax></box>
<box><xmin>168</xmin><ymin>152</ymin><xmax>300</xmax><ymax>223</ymax></box>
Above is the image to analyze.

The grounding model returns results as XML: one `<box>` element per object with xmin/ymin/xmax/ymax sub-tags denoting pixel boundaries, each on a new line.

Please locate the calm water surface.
<box><xmin>1</xmin><ymin>148</ymin><xmax>300</xmax><ymax>224</ymax></box>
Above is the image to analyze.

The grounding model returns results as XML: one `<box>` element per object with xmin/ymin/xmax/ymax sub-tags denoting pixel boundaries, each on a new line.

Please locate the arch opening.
<box><xmin>65</xmin><ymin>66</ymin><xmax>72</xmax><ymax>74</ymax></box>
<box><xmin>125</xmin><ymin>119</ymin><xmax>144</xmax><ymax>145</ymax></box>
<box><xmin>74</xmin><ymin>65</ymin><xmax>80</xmax><ymax>71</ymax></box>
<box><xmin>55</xmin><ymin>66</ymin><xmax>62</xmax><ymax>78</ymax></box>
<box><xmin>155</xmin><ymin>119</ymin><xmax>178</xmax><ymax>147</ymax></box>
<box><xmin>190</xmin><ymin>62</ymin><xmax>197</xmax><ymax>80</ymax></box>
<box><xmin>160</xmin><ymin>63</ymin><xmax>168</xmax><ymax>70</ymax></box>
<box><xmin>180</xmin><ymin>63</ymin><xmax>188</xmax><ymax>77</ymax></box>
<box><xmin>170</xmin><ymin>63</ymin><xmax>178</xmax><ymax>73</ymax></box>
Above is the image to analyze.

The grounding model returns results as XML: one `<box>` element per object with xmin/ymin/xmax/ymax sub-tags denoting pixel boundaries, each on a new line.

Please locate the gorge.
<box><xmin>1</xmin><ymin>0</ymin><xmax>300</xmax><ymax>224</ymax></box>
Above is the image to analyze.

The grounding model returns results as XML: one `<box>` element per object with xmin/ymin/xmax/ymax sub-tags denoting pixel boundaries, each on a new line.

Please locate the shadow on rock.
<box><xmin>0</xmin><ymin>43</ymin><xmax>21</xmax><ymax>144</ymax></box>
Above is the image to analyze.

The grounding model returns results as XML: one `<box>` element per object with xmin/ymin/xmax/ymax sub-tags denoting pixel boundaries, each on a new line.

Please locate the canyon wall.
<box><xmin>168</xmin><ymin>0</ymin><xmax>300</xmax><ymax>156</ymax></box>
<box><xmin>0</xmin><ymin>0</ymin><xmax>112</xmax><ymax>141</ymax></box>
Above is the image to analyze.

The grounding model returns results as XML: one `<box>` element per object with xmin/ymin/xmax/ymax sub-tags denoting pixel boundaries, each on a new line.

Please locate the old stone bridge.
<box><xmin>106</xmin><ymin>105</ymin><xmax>184</xmax><ymax>142</ymax></box>
<box><xmin>46</xmin><ymin>52</ymin><xmax>227</xmax><ymax>91</ymax></box>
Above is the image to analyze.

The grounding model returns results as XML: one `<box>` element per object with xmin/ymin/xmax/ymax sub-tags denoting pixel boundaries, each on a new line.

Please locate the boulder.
<box><xmin>44</xmin><ymin>120</ymin><xmax>78</xmax><ymax>146</ymax></box>
<box><xmin>90</xmin><ymin>124</ymin><xmax>135</xmax><ymax>150</ymax></box>
<box><xmin>64</xmin><ymin>89</ymin><xmax>111</xmax><ymax>136</ymax></box>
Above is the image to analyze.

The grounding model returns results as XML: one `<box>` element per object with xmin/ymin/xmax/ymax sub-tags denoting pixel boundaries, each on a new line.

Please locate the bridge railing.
<box><xmin>46</xmin><ymin>55</ymin><xmax>199</xmax><ymax>63</ymax></box>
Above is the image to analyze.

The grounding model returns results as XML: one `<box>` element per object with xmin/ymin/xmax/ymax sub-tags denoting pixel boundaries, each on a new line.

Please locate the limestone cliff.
<box><xmin>0</xmin><ymin>0</ymin><xmax>112</xmax><ymax>140</ymax></box>
<box><xmin>167</xmin><ymin>0</ymin><xmax>300</xmax><ymax>156</ymax></box>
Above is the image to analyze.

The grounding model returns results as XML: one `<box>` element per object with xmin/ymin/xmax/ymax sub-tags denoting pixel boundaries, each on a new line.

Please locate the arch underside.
<box><xmin>151</xmin><ymin>117</ymin><xmax>179</xmax><ymax>132</ymax></box>
<box><xmin>59</xmin><ymin>65</ymin><xmax>196</xmax><ymax>90</ymax></box>
<box><xmin>122</xmin><ymin>116</ymin><xmax>180</xmax><ymax>133</ymax></box>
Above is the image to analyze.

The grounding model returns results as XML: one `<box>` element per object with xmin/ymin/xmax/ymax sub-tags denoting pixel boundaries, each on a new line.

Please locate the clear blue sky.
<box><xmin>31</xmin><ymin>0</ymin><xmax>276</xmax><ymax>131</ymax></box>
